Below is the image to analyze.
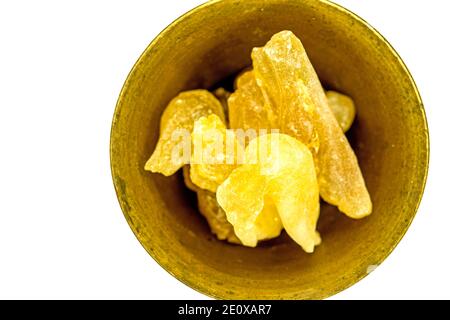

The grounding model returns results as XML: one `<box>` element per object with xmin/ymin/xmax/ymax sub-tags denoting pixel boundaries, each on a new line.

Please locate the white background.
<box><xmin>0</xmin><ymin>0</ymin><xmax>448</xmax><ymax>300</ymax></box>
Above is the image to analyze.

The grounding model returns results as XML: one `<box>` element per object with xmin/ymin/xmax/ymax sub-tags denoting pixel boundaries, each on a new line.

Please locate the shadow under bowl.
<box><xmin>110</xmin><ymin>0</ymin><xmax>429</xmax><ymax>299</ymax></box>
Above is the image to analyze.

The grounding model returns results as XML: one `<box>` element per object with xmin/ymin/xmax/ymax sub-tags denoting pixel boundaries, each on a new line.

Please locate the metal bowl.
<box><xmin>110</xmin><ymin>0</ymin><xmax>429</xmax><ymax>299</ymax></box>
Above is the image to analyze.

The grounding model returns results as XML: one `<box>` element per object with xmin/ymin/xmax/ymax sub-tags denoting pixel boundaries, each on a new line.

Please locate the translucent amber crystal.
<box><xmin>217</xmin><ymin>133</ymin><xmax>320</xmax><ymax>252</ymax></box>
<box><xmin>252</xmin><ymin>31</ymin><xmax>371</xmax><ymax>219</ymax></box>
<box><xmin>253</xmin><ymin>199</ymin><xmax>283</xmax><ymax>241</ymax></box>
<box><xmin>326</xmin><ymin>90</ymin><xmax>356</xmax><ymax>133</ymax></box>
<box><xmin>228</xmin><ymin>70</ymin><xmax>275</xmax><ymax>133</ymax></box>
<box><xmin>231</xmin><ymin>70</ymin><xmax>356</xmax><ymax>133</ymax></box>
<box><xmin>252</xmin><ymin>38</ymin><xmax>320</xmax><ymax>154</ymax></box>
<box><xmin>145</xmin><ymin>90</ymin><xmax>225</xmax><ymax>176</ymax></box>
<box><xmin>184</xmin><ymin>165</ymin><xmax>280</xmax><ymax>243</ymax></box>
<box><xmin>190</xmin><ymin>114</ymin><xmax>244</xmax><ymax>192</ymax></box>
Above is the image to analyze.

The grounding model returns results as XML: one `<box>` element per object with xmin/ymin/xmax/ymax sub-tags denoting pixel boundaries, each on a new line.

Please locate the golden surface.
<box><xmin>110</xmin><ymin>0</ymin><xmax>429</xmax><ymax>299</ymax></box>
<box><xmin>217</xmin><ymin>134</ymin><xmax>319</xmax><ymax>252</ymax></box>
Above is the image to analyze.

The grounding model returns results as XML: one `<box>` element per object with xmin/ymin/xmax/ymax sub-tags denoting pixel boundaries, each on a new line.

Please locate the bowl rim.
<box><xmin>110</xmin><ymin>0</ymin><xmax>429</xmax><ymax>300</ymax></box>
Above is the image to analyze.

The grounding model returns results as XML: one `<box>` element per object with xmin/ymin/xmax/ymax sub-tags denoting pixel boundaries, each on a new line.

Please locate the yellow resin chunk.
<box><xmin>228</xmin><ymin>70</ymin><xmax>276</xmax><ymax>133</ymax></box>
<box><xmin>326</xmin><ymin>90</ymin><xmax>356</xmax><ymax>133</ymax></box>
<box><xmin>217</xmin><ymin>133</ymin><xmax>320</xmax><ymax>252</ymax></box>
<box><xmin>197</xmin><ymin>189</ymin><xmax>241</xmax><ymax>244</ymax></box>
<box><xmin>184</xmin><ymin>165</ymin><xmax>281</xmax><ymax>243</ymax></box>
<box><xmin>145</xmin><ymin>90</ymin><xmax>225</xmax><ymax>176</ymax></box>
<box><xmin>252</xmin><ymin>31</ymin><xmax>371</xmax><ymax>219</ymax></box>
<box><xmin>254</xmin><ymin>198</ymin><xmax>283</xmax><ymax>242</ymax></box>
<box><xmin>187</xmin><ymin>115</ymin><xmax>282</xmax><ymax>243</ymax></box>
<box><xmin>252</xmin><ymin>38</ymin><xmax>320</xmax><ymax>154</ymax></box>
<box><xmin>190</xmin><ymin>114</ymin><xmax>244</xmax><ymax>192</ymax></box>
<box><xmin>230</xmin><ymin>70</ymin><xmax>356</xmax><ymax>133</ymax></box>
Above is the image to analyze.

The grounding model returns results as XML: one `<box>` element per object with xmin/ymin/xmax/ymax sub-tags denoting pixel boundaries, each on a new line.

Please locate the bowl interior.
<box><xmin>111</xmin><ymin>0</ymin><xmax>428</xmax><ymax>299</ymax></box>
